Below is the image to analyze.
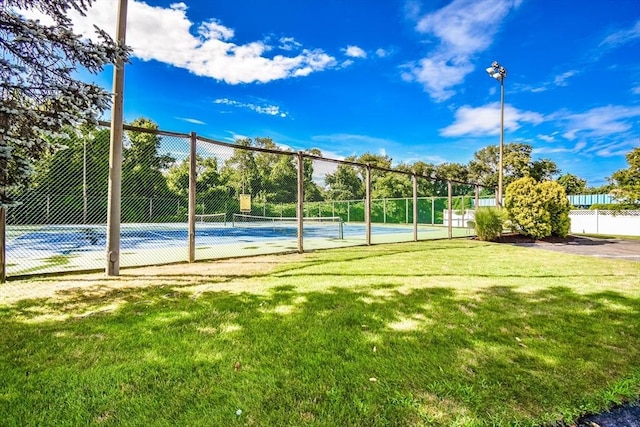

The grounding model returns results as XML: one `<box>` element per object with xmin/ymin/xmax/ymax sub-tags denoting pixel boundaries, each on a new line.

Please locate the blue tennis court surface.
<box><xmin>7</xmin><ymin>222</ymin><xmax>427</xmax><ymax>257</ymax></box>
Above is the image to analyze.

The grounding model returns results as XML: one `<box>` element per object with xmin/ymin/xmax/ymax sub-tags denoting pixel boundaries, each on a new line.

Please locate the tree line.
<box><xmin>8</xmin><ymin>117</ymin><xmax>638</xmax><ymax>225</ymax></box>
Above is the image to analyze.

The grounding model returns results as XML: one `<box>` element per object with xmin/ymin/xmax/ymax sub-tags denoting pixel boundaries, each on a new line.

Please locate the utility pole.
<box><xmin>106</xmin><ymin>0</ymin><xmax>128</xmax><ymax>276</ymax></box>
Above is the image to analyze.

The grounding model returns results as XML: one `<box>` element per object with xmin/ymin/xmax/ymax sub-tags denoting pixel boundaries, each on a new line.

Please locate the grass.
<box><xmin>1</xmin><ymin>240</ymin><xmax>639</xmax><ymax>426</ymax></box>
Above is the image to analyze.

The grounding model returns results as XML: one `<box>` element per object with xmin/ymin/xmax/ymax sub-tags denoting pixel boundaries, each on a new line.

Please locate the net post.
<box><xmin>297</xmin><ymin>151</ymin><xmax>304</xmax><ymax>253</ymax></box>
<box><xmin>412</xmin><ymin>173</ymin><xmax>418</xmax><ymax>242</ymax></box>
<box><xmin>188</xmin><ymin>131</ymin><xmax>196</xmax><ymax>263</ymax></box>
<box><xmin>365</xmin><ymin>164</ymin><xmax>371</xmax><ymax>246</ymax></box>
<box><xmin>447</xmin><ymin>180</ymin><xmax>453</xmax><ymax>239</ymax></box>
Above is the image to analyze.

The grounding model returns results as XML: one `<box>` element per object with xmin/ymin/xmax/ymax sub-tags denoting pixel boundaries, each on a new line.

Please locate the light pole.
<box><xmin>486</xmin><ymin>61</ymin><xmax>507</xmax><ymax>207</ymax></box>
<box><xmin>106</xmin><ymin>0</ymin><xmax>128</xmax><ymax>276</ymax></box>
<box><xmin>83</xmin><ymin>137</ymin><xmax>87</xmax><ymax>224</ymax></box>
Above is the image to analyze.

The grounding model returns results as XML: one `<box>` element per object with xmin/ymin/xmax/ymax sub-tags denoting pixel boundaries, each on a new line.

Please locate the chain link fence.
<box><xmin>3</xmin><ymin>123</ymin><xmax>494</xmax><ymax>278</ymax></box>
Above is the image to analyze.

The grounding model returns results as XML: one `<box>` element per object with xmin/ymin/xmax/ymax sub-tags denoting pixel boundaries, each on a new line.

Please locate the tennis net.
<box><xmin>194</xmin><ymin>213</ymin><xmax>227</xmax><ymax>225</ymax></box>
<box><xmin>232</xmin><ymin>214</ymin><xmax>343</xmax><ymax>239</ymax></box>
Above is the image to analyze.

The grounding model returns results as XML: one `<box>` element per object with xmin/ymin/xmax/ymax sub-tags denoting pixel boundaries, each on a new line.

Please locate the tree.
<box><xmin>122</xmin><ymin>118</ymin><xmax>174</xmax><ymax>199</ymax></box>
<box><xmin>302</xmin><ymin>149</ymin><xmax>324</xmax><ymax>202</ymax></box>
<box><xmin>371</xmin><ymin>173</ymin><xmax>412</xmax><ymax>199</ymax></box>
<box><xmin>468</xmin><ymin>143</ymin><xmax>560</xmax><ymax>190</ymax></box>
<box><xmin>166</xmin><ymin>154</ymin><xmax>227</xmax><ymax>215</ymax></box>
<box><xmin>529</xmin><ymin>158</ymin><xmax>560</xmax><ymax>182</ymax></box>
<box><xmin>407</xmin><ymin>161</ymin><xmax>439</xmax><ymax>196</ymax></box>
<box><xmin>504</xmin><ymin>177</ymin><xmax>570</xmax><ymax>239</ymax></box>
<box><xmin>557</xmin><ymin>173</ymin><xmax>587</xmax><ymax>195</ymax></box>
<box><xmin>270</xmin><ymin>155</ymin><xmax>298</xmax><ymax>203</ymax></box>
<box><xmin>166</xmin><ymin>155</ymin><xmax>221</xmax><ymax>200</ymax></box>
<box><xmin>325</xmin><ymin>163</ymin><xmax>363</xmax><ymax>201</ymax></box>
<box><xmin>25</xmin><ymin>125</ymin><xmax>111</xmax><ymax>224</ymax></box>
<box><xmin>221</xmin><ymin>138</ymin><xmax>261</xmax><ymax>198</ymax></box>
<box><xmin>1</xmin><ymin>0</ymin><xmax>129</xmax><ymax>207</ymax></box>
<box><xmin>253</xmin><ymin>137</ymin><xmax>281</xmax><ymax>201</ymax></box>
<box><xmin>434</xmin><ymin>162</ymin><xmax>472</xmax><ymax>197</ymax></box>
<box><xmin>608</xmin><ymin>147</ymin><xmax>640</xmax><ymax>206</ymax></box>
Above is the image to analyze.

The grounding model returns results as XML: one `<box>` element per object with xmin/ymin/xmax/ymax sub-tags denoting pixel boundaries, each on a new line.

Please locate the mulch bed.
<box><xmin>494</xmin><ymin>233</ymin><xmax>576</xmax><ymax>244</ymax></box>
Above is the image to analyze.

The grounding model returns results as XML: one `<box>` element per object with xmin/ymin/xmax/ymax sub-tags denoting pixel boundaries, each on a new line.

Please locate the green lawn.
<box><xmin>1</xmin><ymin>240</ymin><xmax>639</xmax><ymax>426</ymax></box>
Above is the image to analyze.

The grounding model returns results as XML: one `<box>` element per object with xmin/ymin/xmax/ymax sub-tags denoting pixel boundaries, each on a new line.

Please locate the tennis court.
<box><xmin>6</xmin><ymin>216</ymin><xmax>466</xmax><ymax>277</ymax></box>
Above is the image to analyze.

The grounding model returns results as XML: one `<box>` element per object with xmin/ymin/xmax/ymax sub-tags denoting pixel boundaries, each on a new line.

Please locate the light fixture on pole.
<box><xmin>486</xmin><ymin>61</ymin><xmax>506</xmax><ymax>207</ymax></box>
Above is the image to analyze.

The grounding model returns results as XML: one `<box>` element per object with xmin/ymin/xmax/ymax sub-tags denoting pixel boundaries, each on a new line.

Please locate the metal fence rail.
<box><xmin>3</xmin><ymin>122</ymin><xmax>494</xmax><ymax>278</ymax></box>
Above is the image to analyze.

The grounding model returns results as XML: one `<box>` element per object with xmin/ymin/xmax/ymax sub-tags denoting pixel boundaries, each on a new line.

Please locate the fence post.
<box><xmin>447</xmin><ymin>180</ymin><xmax>453</xmax><ymax>239</ymax></box>
<box><xmin>461</xmin><ymin>195</ymin><xmax>465</xmax><ymax>228</ymax></box>
<box><xmin>188</xmin><ymin>132</ymin><xmax>196</xmax><ymax>263</ymax></box>
<box><xmin>149</xmin><ymin>197</ymin><xmax>153</xmax><ymax>222</ymax></box>
<box><xmin>297</xmin><ymin>152</ymin><xmax>304</xmax><ymax>253</ymax></box>
<box><xmin>412</xmin><ymin>174</ymin><xmax>418</xmax><ymax>242</ymax></box>
<box><xmin>383</xmin><ymin>198</ymin><xmax>387</xmax><ymax>224</ymax></box>
<box><xmin>365</xmin><ymin>164</ymin><xmax>371</xmax><ymax>245</ymax></box>
<box><xmin>405</xmin><ymin>198</ymin><xmax>408</xmax><ymax>224</ymax></box>
<box><xmin>431</xmin><ymin>197</ymin><xmax>435</xmax><ymax>225</ymax></box>
<box><xmin>475</xmin><ymin>185</ymin><xmax>479</xmax><ymax>212</ymax></box>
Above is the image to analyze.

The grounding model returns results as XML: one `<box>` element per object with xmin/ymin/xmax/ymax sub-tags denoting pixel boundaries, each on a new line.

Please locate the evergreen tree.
<box><xmin>0</xmin><ymin>0</ymin><xmax>129</xmax><ymax>207</ymax></box>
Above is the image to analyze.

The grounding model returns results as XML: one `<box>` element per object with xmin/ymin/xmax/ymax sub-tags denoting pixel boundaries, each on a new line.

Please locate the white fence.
<box><xmin>442</xmin><ymin>210</ymin><xmax>475</xmax><ymax>228</ymax></box>
<box><xmin>445</xmin><ymin>209</ymin><xmax>640</xmax><ymax>237</ymax></box>
<box><xmin>570</xmin><ymin>210</ymin><xmax>640</xmax><ymax>236</ymax></box>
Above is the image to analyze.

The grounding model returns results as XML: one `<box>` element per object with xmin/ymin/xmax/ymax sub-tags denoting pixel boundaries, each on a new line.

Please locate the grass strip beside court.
<box><xmin>0</xmin><ymin>240</ymin><xmax>639</xmax><ymax>426</ymax></box>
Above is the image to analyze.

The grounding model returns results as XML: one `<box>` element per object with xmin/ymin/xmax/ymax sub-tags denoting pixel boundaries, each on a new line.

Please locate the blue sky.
<box><xmin>58</xmin><ymin>0</ymin><xmax>640</xmax><ymax>186</ymax></box>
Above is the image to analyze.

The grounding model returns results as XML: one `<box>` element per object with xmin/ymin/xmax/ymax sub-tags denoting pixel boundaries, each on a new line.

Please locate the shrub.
<box><xmin>505</xmin><ymin>177</ymin><xmax>570</xmax><ymax>239</ymax></box>
<box><xmin>472</xmin><ymin>207</ymin><xmax>504</xmax><ymax>241</ymax></box>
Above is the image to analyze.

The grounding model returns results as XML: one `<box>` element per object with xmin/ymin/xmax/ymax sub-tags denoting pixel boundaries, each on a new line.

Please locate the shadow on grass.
<box><xmin>1</xmin><ymin>283</ymin><xmax>639</xmax><ymax>426</ymax></box>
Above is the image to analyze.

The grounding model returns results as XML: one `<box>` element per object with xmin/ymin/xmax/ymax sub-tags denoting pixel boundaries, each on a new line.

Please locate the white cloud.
<box><xmin>339</xmin><ymin>59</ymin><xmax>355</xmax><ymax>68</ymax></box>
<box><xmin>440</xmin><ymin>102</ymin><xmax>543</xmax><ymax>137</ymax></box>
<box><xmin>553</xmin><ymin>70</ymin><xmax>578</xmax><ymax>87</ymax></box>
<box><xmin>632</xmin><ymin>86</ymin><xmax>640</xmax><ymax>95</ymax></box>
<box><xmin>64</xmin><ymin>0</ymin><xmax>337</xmax><ymax>84</ymax></box>
<box><xmin>519</xmin><ymin>69</ymin><xmax>580</xmax><ymax>93</ymax></box>
<box><xmin>559</xmin><ymin>105</ymin><xmax>640</xmax><ymax>141</ymax></box>
<box><xmin>404</xmin><ymin>0</ymin><xmax>522</xmax><ymax>101</ymax></box>
<box><xmin>176</xmin><ymin>117</ymin><xmax>206</xmax><ymax>125</ymax></box>
<box><xmin>537</xmin><ymin>133</ymin><xmax>555</xmax><ymax>143</ymax></box>
<box><xmin>375</xmin><ymin>48</ymin><xmax>389</xmax><ymax>58</ymax></box>
<box><xmin>599</xmin><ymin>20</ymin><xmax>640</xmax><ymax>50</ymax></box>
<box><xmin>592</xmin><ymin>139</ymin><xmax>636</xmax><ymax>157</ymax></box>
<box><xmin>532</xmin><ymin>106</ymin><xmax>640</xmax><ymax>160</ymax></box>
<box><xmin>533</xmin><ymin>141</ymin><xmax>586</xmax><ymax>155</ymax></box>
<box><xmin>214</xmin><ymin>98</ymin><xmax>288</xmax><ymax>118</ymax></box>
<box><xmin>198</xmin><ymin>19</ymin><xmax>234</xmax><ymax>41</ymax></box>
<box><xmin>343</xmin><ymin>45</ymin><xmax>367</xmax><ymax>58</ymax></box>
<box><xmin>278</xmin><ymin>37</ymin><xmax>302</xmax><ymax>51</ymax></box>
